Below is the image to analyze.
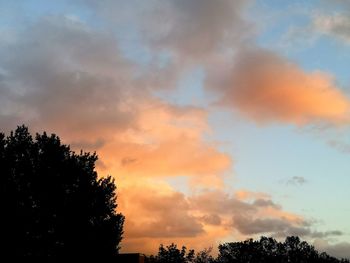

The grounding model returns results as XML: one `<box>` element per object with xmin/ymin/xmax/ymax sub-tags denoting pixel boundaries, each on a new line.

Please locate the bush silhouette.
<box><xmin>0</xmin><ymin>125</ymin><xmax>124</xmax><ymax>258</ymax></box>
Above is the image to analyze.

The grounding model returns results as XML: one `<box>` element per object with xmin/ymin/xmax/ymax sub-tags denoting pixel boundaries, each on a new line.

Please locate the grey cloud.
<box><xmin>313</xmin><ymin>12</ymin><xmax>350</xmax><ymax>44</ymax></box>
<box><xmin>0</xmin><ymin>14</ymin><xmax>190</xmax><ymax>141</ymax></box>
<box><xmin>200</xmin><ymin>214</ymin><xmax>222</xmax><ymax>226</ymax></box>
<box><xmin>310</xmin><ymin>230</ymin><xmax>343</xmax><ymax>239</ymax></box>
<box><xmin>189</xmin><ymin>190</ymin><xmax>256</xmax><ymax>215</ymax></box>
<box><xmin>126</xmin><ymin>191</ymin><xmax>204</xmax><ymax>238</ymax></box>
<box><xmin>0</xmin><ymin>15</ymin><xmax>153</xmax><ymax>145</ymax></box>
<box><xmin>190</xmin><ymin>190</ymin><xmax>316</xmax><ymax>238</ymax></box>
<box><xmin>233</xmin><ymin>215</ymin><xmax>295</xmax><ymax>235</ymax></box>
<box><xmin>253</xmin><ymin>199</ymin><xmax>281</xmax><ymax>209</ymax></box>
<box><xmin>124</xmin><ymin>185</ymin><xmax>343</xmax><ymax>241</ymax></box>
<box><xmin>328</xmin><ymin>139</ymin><xmax>350</xmax><ymax>154</ymax></box>
<box><xmin>314</xmin><ymin>239</ymin><xmax>350</xmax><ymax>259</ymax></box>
<box><xmin>146</xmin><ymin>0</ymin><xmax>251</xmax><ymax>59</ymax></box>
<box><xmin>0</xmin><ymin>10</ymin><xmax>189</xmax><ymax>141</ymax></box>
<box><xmin>190</xmin><ymin>191</ymin><xmax>341</xmax><ymax>240</ymax></box>
<box><xmin>121</xmin><ymin>157</ymin><xmax>138</xmax><ymax>167</ymax></box>
<box><xmin>82</xmin><ymin>0</ymin><xmax>252</xmax><ymax>61</ymax></box>
<box><xmin>234</xmin><ymin>215</ymin><xmax>343</xmax><ymax>239</ymax></box>
<box><xmin>70</xmin><ymin>138</ymin><xmax>106</xmax><ymax>150</ymax></box>
<box><xmin>288</xmin><ymin>5</ymin><xmax>350</xmax><ymax>47</ymax></box>
<box><xmin>287</xmin><ymin>176</ymin><xmax>307</xmax><ymax>186</ymax></box>
<box><xmin>276</xmin><ymin>227</ymin><xmax>342</xmax><ymax>239</ymax></box>
<box><xmin>125</xmin><ymin>188</ymin><xmax>317</xmax><ymax>239</ymax></box>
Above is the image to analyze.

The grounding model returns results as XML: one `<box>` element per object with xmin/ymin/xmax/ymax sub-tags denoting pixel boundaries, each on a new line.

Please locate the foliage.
<box><xmin>0</xmin><ymin>125</ymin><xmax>124</xmax><ymax>258</ymax></box>
<box><xmin>217</xmin><ymin>236</ymin><xmax>349</xmax><ymax>263</ymax></box>
<box><xmin>194</xmin><ymin>247</ymin><xmax>215</xmax><ymax>263</ymax></box>
<box><xmin>145</xmin><ymin>243</ymin><xmax>195</xmax><ymax>263</ymax></box>
<box><xmin>146</xmin><ymin>237</ymin><xmax>349</xmax><ymax>263</ymax></box>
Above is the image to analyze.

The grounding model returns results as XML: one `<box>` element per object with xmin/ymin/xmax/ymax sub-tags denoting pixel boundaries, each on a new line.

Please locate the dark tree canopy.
<box><xmin>146</xmin><ymin>243</ymin><xmax>196</xmax><ymax>263</ymax></box>
<box><xmin>146</xmin><ymin>237</ymin><xmax>349</xmax><ymax>263</ymax></box>
<box><xmin>0</xmin><ymin>125</ymin><xmax>124</xmax><ymax>258</ymax></box>
<box><xmin>217</xmin><ymin>236</ymin><xmax>349</xmax><ymax>263</ymax></box>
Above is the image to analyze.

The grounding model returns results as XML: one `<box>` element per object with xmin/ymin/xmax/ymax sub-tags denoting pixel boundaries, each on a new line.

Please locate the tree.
<box><xmin>284</xmin><ymin>236</ymin><xmax>318</xmax><ymax>263</ymax></box>
<box><xmin>0</xmin><ymin>125</ymin><xmax>124</xmax><ymax>258</ymax></box>
<box><xmin>147</xmin><ymin>237</ymin><xmax>350</xmax><ymax>263</ymax></box>
<box><xmin>216</xmin><ymin>236</ymin><xmax>350</xmax><ymax>263</ymax></box>
<box><xmin>194</xmin><ymin>247</ymin><xmax>215</xmax><ymax>263</ymax></box>
<box><xmin>146</xmin><ymin>243</ymin><xmax>195</xmax><ymax>263</ymax></box>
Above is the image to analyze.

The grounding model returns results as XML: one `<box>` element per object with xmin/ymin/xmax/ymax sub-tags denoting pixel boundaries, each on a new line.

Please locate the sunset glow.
<box><xmin>1</xmin><ymin>0</ymin><xmax>350</xmax><ymax>259</ymax></box>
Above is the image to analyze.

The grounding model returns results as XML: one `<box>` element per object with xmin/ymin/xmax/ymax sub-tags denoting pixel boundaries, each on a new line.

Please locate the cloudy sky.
<box><xmin>2</xmin><ymin>0</ymin><xmax>350</xmax><ymax>258</ymax></box>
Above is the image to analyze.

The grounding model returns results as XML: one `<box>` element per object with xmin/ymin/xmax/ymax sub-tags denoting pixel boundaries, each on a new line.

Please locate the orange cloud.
<box><xmin>97</xmin><ymin>101</ymin><xmax>231</xmax><ymax>180</ymax></box>
<box><xmin>118</xmin><ymin>185</ymin><xmax>326</xmax><ymax>254</ymax></box>
<box><xmin>208</xmin><ymin>48</ymin><xmax>350</xmax><ymax>125</ymax></box>
<box><xmin>118</xmin><ymin>183</ymin><xmax>232</xmax><ymax>254</ymax></box>
<box><xmin>121</xmin><ymin>184</ymin><xmax>204</xmax><ymax>239</ymax></box>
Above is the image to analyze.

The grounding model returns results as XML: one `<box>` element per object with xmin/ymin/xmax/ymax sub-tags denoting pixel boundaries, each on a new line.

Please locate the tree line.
<box><xmin>146</xmin><ymin>237</ymin><xmax>349</xmax><ymax>263</ymax></box>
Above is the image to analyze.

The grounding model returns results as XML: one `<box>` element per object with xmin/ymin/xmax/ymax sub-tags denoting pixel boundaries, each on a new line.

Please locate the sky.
<box><xmin>1</xmin><ymin>0</ymin><xmax>350</xmax><ymax>258</ymax></box>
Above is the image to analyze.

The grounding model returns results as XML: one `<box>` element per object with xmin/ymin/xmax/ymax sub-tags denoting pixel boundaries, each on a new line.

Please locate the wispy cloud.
<box><xmin>286</xmin><ymin>176</ymin><xmax>307</xmax><ymax>186</ymax></box>
<box><xmin>313</xmin><ymin>12</ymin><xmax>350</xmax><ymax>44</ymax></box>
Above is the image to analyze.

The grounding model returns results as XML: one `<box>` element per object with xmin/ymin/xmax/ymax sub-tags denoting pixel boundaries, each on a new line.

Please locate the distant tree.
<box><xmin>147</xmin><ymin>237</ymin><xmax>349</xmax><ymax>263</ymax></box>
<box><xmin>216</xmin><ymin>236</ymin><xmax>349</xmax><ymax>263</ymax></box>
<box><xmin>0</xmin><ymin>125</ymin><xmax>124</xmax><ymax>258</ymax></box>
<box><xmin>146</xmin><ymin>243</ymin><xmax>195</xmax><ymax>263</ymax></box>
<box><xmin>284</xmin><ymin>236</ymin><xmax>318</xmax><ymax>263</ymax></box>
<box><xmin>218</xmin><ymin>238</ymin><xmax>263</xmax><ymax>263</ymax></box>
<box><xmin>194</xmin><ymin>247</ymin><xmax>215</xmax><ymax>263</ymax></box>
<box><xmin>319</xmin><ymin>252</ymin><xmax>341</xmax><ymax>263</ymax></box>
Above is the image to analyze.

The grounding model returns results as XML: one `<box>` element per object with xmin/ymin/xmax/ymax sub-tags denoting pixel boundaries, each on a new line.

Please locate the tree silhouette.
<box><xmin>146</xmin><ymin>237</ymin><xmax>349</xmax><ymax>263</ymax></box>
<box><xmin>0</xmin><ymin>125</ymin><xmax>124</xmax><ymax>258</ymax></box>
<box><xmin>194</xmin><ymin>247</ymin><xmax>215</xmax><ymax>263</ymax></box>
<box><xmin>146</xmin><ymin>243</ymin><xmax>195</xmax><ymax>263</ymax></box>
<box><xmin>217</xmin><ymin>236</ymin><xmax>349</xmax><ymax>263</ymax></box>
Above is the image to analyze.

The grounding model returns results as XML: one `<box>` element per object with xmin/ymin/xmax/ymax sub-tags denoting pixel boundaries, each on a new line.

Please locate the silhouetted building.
<box><xmin>116</xmin><ymin>253</ymin><xmax>145</xmax><ymax>263</ymax></box>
